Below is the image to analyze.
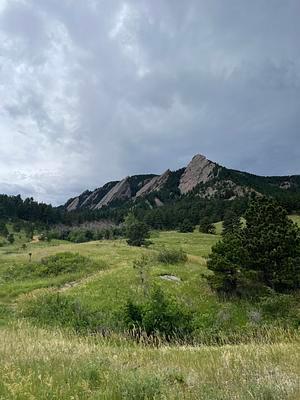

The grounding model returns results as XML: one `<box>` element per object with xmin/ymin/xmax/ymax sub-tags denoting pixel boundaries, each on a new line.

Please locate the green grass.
<box><xmin>0</xmin><ymin>322</ymin><xmax>299</xmax><ymax>400</ymax></box>
<box><xmin>290</xmin><ymin>214</ymin><xmax>300</xmax><ymax>226</ymax></box>
<box><xmin>0</xmin><ymin>221</ymin><xmax>299</xmax><ymax>398</ymax></box>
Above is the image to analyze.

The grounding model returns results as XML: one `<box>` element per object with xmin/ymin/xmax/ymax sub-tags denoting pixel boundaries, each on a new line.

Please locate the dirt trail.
<box><xmin>58</xmin><ymin>265</ymin><xmax>124</xmax><ymax>293</ymax></box>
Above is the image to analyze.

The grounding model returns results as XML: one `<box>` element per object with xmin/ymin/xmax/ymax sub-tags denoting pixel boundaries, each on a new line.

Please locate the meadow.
<box><xmin>0</xmin><ymin>221</ymin><xmax>299</xmax><ymax>399</ymax></box>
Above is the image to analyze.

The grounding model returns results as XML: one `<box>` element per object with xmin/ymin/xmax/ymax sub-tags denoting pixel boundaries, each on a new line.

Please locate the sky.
<box><xmin>0</xmin><ymin>0</ymin><xmax>299</xmax><ymax>205</ymax></box>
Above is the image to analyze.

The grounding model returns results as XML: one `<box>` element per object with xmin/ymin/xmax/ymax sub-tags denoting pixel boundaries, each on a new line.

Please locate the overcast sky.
<box><xmin>0</xmin><ymin>0</ymin><xmax>299</xmax><ymax>205</ymax></box>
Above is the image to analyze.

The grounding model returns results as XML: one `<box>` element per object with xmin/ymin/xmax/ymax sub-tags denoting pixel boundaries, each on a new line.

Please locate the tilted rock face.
<box><xmin>66</xmin><ymin>197</ymin><xmax>80</xmax><ymax>212</ymax></box>
<box><xmin>66</xmin><ymin>190</ymin><xmax>92</xmax><ymax>212</ymax></box>
<box><xmin>80</xmin><ymin>182</ymin><xmax>118</xmax><ymax>209</ymax></box>
<box><xmin>135</xmin><ymin>169</ymin><xmax>171</xmax><ymax>198</ymax></box>
<box><xmin>179</xmin><ymin>154</ymin><xmax>217</xmax><ymax>194</ymax></box>
<box><xmin>93</xmin><ymin>177</ymin><xmax>132</xmax><ymax>209</ymax></box>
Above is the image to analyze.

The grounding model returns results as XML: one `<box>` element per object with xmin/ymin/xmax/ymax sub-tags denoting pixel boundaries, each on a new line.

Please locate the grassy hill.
<box><xmin>0</xmin><ymin>221</ymin><xmax>299</xmax><ymax>399</ymax></box>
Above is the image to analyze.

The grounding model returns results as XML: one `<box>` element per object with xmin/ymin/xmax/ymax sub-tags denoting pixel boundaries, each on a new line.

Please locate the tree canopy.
<box><xmin>207</xmin><ymin>197</ymin><xmax>300</xmax><ymax>296</ymax></box>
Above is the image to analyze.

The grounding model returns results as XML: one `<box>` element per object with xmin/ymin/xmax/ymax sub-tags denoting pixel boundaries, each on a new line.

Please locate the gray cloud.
<box><xmin>0</xmin><ymin>0</ymin><xmax>299</xmax><ymax>204</ymax></box>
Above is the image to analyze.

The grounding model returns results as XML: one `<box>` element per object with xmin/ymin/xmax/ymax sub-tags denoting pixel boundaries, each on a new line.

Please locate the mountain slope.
<box><xmin>64</xmin><ymin>154</ymin><xmax>300</xmax><ymax>212</ymax></box>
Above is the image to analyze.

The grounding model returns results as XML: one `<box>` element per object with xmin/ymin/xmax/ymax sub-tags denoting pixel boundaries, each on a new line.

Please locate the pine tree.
<box><xmin>125</xmin><ymin>213</ymin><xmax>150</xmax><ymax>246</ymax></box>
<box><xmin>242</xmin><ymin>197</ymin><xmax>300</xmax><ymax>292</ymax></box>
<box><xmin>207</xmin><ymin>197</ymin><xmax>300</xmax><ymax>295</ymax></box>
<box><xmin>222</xmin><ymin>209</ymin><xmax>241</xmax><ymax>235</ymax></box>
<box><xmin>178</xmin><ymin>219</ymin><xmax>194</xmax><ymax>233</ymax></box>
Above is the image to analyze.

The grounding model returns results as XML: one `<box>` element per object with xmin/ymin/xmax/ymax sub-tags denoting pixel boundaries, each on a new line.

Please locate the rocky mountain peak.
<box><xmin>179</xmin><ymin>154</ymin><xmax>217</xmax><ymax>194</ymax></box>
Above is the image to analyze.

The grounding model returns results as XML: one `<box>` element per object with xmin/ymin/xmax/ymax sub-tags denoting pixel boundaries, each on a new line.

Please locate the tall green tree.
<box><xmin>125</xmin><ymin>214</ymin><xmax>150</xmax><ymax>247</ymax></box>
<box><xmin>222</xmin><ymin>209</ymin><xmax>241</xmax><ymax>235</ymax></box>
<box><xmin>207</xmin><ymin>197</ymin><xmax>300</xmax><ymax>295</ymax></box>
<box><xmin>242</xmin><ymin>197</ymin><xmax>300</xmax><ymax>292</ymax></box>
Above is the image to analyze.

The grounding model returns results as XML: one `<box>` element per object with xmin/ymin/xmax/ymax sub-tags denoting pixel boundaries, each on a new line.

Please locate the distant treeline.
<box><xmin>0</xmin><ymin>194</ymin><xmax>62</xmax><ymax>225</ymax></box>
<box><xmin>0</xmin><ymin>189</ymin><xmax>299</xmax><ymax>231</ymax></box>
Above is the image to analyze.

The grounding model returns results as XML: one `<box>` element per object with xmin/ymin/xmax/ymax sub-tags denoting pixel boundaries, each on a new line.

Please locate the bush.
<box><xmin>123</xmin><ymin>286</ymin><xmax>192</xmax><ymax>339</ymax></box>
<box><xmin>20</xmin><ymin>292</ymin><xmax>102</xmax><ymax>333</ymax></box>
<box><xmin>259</xmin><ymin>294</ymin><xmax>300</xmax><ymax>327</ymax></box>
<box><xmin>156</xmin><ymin>248</ymin><xmax>187</xmax><ymax>264</ymax></box>
<box><xmin>7</xmin><ymin>233</ymin><xmax>15</xmax><ymax>244</ymax></box>
<box><xmin>47</xmin><ymin>227</ymin><xmax>124</xmax><ymax>243</ymax></box>
<box><xmin>125</xmin><ymin>214</ymin><xmax>150</xmax><ymax>247</ymax></box>
<box><xmin>178</xmin><ymin>219</ymin><xmax>194</xmax><ymax>233</ymax></box>
<box><xmin>199</xmin><ymin>217</ymin><xmax>216</xmax><ymax>234</ymax></box>
<box><xmin>2</xmin><ymin>252</ymin><xmax>107</xmax><ymax>281</ymax></box>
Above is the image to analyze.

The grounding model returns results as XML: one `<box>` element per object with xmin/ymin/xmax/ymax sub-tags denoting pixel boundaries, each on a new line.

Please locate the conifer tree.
<box><xmin>207</xmin><ymin>197</ymin><xmax>300</xmax><ymax>295</ymax></box>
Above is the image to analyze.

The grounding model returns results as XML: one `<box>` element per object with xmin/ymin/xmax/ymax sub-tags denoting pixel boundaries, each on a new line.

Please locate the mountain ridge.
<box><xmin>64</xmin><ymin>154</ymin><xmax>300</xmax><ymax>212</ymax></box>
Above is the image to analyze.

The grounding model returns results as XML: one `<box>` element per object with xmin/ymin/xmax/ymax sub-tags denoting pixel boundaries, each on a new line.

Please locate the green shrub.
<box><xmin>178</xmin><ymin>219</ymin><xmax>194</xmax><ymax>233</ymax></box>
<box><xmin>259</xmin><ymin>294</ymin><xmax>300</xmax><ymax>327</ymax></box>
<box><xmin>20</xmin><ymin>292</ymin><xmax>102</xmax><ymax>333</ymax></box>
<box><xmin>199</xmin><ymin>217</ymin><xmax>216</xmax><ymax>234</ymax></box>
<box><xmin>2</xmin><ymin>252</ymin><xmax>107</xmax><ymax>281</ymax></box>
<box><xmin>123</xmin><ymin>286</ymin><xmax>192</xmax><ymax>339</ymax></box>
<box><xmin>156</xmin><ymin>248</ymin><xmax>187</xmax><ymax>264</ymax></box>
<box><xmin>125</xmin><ymin>214</ymin><xmax>150</xmax><ymax>247</ymax></box>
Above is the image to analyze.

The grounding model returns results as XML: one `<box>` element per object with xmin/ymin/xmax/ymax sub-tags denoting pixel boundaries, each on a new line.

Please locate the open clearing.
<box><xmin>0</xmin><ymin>223</ymin><xmax>299</xmax><ymax>399</ymax></box>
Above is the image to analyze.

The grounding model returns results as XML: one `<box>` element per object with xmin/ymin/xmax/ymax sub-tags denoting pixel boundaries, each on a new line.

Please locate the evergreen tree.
<box><xmin>199</xmin><ymin>217</ymin><xmax>216</xmax><ymax>234</ymax></box>
<box><xmin>207</xmin><ymin>233</ymin><xmax>245</xmax><ymax>295</ymax></box>
<box><xmin>125</xmin><ymin>213</ymin><xmax>150</xmax><ymax>246</ymax></box>
<box><xmin>178</xmin><ymin>219</ymin><xmax>194</xmax><ymax>233</ymax></box>
<box><xmin>207</xmin><ymin>197</ymin><xmax>300</xmax><ymax>295</ymax></box>
<box><xmin>222</xmin><ymin>209</ymin><xmax>241</xmax><ymax>235</ymax></box>
<box><xmin>242</xmin><ymin>197</ymin><xmax>300</xmax><ymax>292</ymax></box>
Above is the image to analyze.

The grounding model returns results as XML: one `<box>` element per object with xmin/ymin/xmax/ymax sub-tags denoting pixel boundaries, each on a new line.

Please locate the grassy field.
<box><xmin>0</xmin><ymin>322</ymin><xmax>299</xmax><ymax>400</ymax></box>
<box><xmin>0</xmin><ymin>220</ymin><xmax>299</xmax><ymax>399</ymax></box>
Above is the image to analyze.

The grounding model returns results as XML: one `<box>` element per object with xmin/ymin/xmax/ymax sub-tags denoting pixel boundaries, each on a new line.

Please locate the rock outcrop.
<box><xmin>135</xmin><ymin>169</ymin><xmax>171</xmax><ymax>198</ymax></box>
<box><xmin>64</xmin><ymin>153</ymin><xmax>300</xmax><ymax>212</ymax></box>
<box><xmin>66</xmin><ymin>190</ymin><xmax>92</xmax><ymax>212</ymax></box>
<box><xmin>94</xmin><ymin>177</ymin><xmax>132</xmax><ymax>209</ymax></box>
<box><xmin>179</xmin><ymin>154</ymin><xmax>217</xmax><ymax>194</ymax></box>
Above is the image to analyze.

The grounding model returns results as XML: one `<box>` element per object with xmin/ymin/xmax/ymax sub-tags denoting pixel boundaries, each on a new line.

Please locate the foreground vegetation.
<box><xmin>0</xmin><ymin>211</ymin><xmax>299</xmax><ymax>399</ymax></box>
<box><xmin>0</xmin><ymin>322</ymin><xmax>299</xmax><ymax>400</ymax></box>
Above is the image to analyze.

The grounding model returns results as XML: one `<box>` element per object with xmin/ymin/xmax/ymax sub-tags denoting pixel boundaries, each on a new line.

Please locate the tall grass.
<box><xmin>0</xmin><ymin>322</ymin><xmax>299</xmax><ymax>399</ymax></box>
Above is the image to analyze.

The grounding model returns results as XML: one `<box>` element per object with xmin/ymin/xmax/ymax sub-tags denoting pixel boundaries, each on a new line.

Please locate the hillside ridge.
<box><xmin>64</xmin><ymin>154</ymin><xmax>300</xmax><ymax>211</ymax></box>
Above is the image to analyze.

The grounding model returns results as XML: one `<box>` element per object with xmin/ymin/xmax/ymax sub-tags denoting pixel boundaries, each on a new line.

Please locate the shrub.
<box><xmin>20</xmin><ymin>292</ymin><xmax>102</xmax><ymax>332</ymax></box>
<box><xmin>123</xmin><ymin>286</ymin><xmax>192</xmax><ymax>339</ymax></box>
<box><xmin>259</xmin><ymin>294</ymin><xmax>300</xmax><ymax>327</ymax></box>
<box><xmin>125</xmin><ymin>214</ymin><xmax>150</xmax><ymax>247</ymax></box>
<box><xmin>2</xmin><ymin>252</ymin><xmax>106</xmax><ymax>281</ymax></box>
<box><xmin>178</xmin><ymin>219</ymin><xmax>194</xmax><ymax>233</ymax></box>
<box><xmin>7</xmin><ymin>233</ymin><xmax>15</xmax><ymax>244</ymax></box>
<box><xmin>199</xmin><ymin>217</ymin><xmax>216</xmax><ymax>234</ymax></box>
<box><xmin>156</xmin><ymin>248</ymin><xmax>187</xmax><ymax>264</ymax></box>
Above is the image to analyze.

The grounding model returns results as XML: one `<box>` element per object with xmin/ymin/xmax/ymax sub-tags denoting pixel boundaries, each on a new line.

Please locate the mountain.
<box><xmin>65</xmin><ymin>174</ymin><xmax>156</xmax><ymax>212</ymax></box>
<box><xmin>64</xmin><ymin>154</ymin><xmax>300</xmax><ymax>212</ymax></box>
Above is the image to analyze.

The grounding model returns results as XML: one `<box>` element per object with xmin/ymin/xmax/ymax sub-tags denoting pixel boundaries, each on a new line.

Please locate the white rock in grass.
<box><xmin>160</xmin><ymin>275</ymin><xmax>181</xmax><ymax>282</ymax></box>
